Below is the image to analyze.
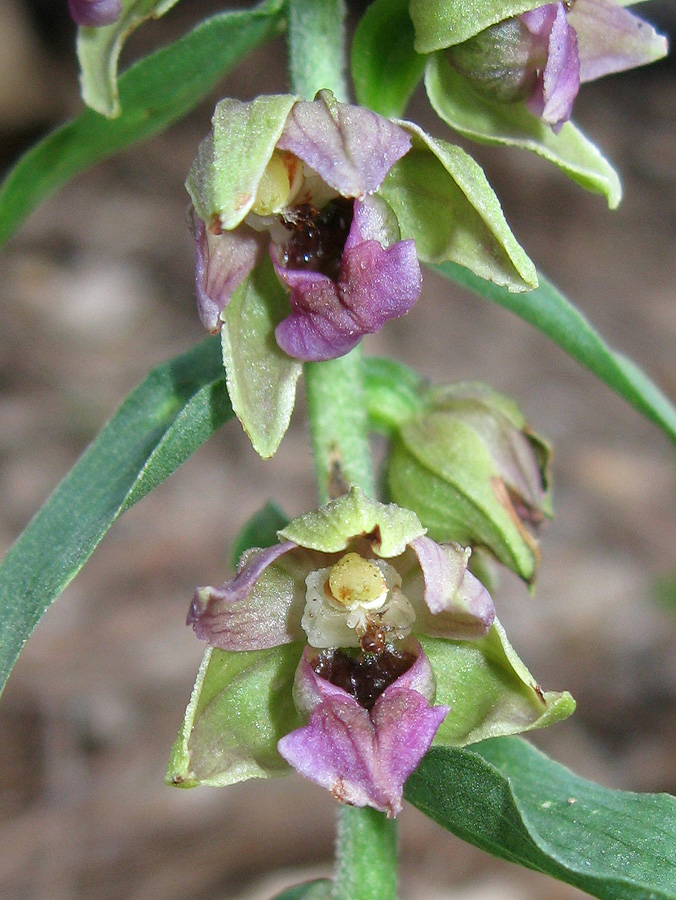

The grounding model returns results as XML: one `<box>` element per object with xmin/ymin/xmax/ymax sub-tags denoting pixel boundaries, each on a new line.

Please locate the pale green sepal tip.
<box><xmin>166</xmin><ymin>643</ymin><xmax>304</xmax><ymax>788</ymax></box>
<box><xmin>410</xmin><ymin>0</ymin><xmax>552</xmax><ymax>52</ymax></box>
<box><xmin>420</xmin><ymin>621</ymin><xmax>574</xmax><ymax>748</ymax></box>
<box><xmin>384</xmin><ymin>119</ymin><xmax>538</xmax><ymax>291</ymax></box>
<box><xmin>221</xmin><ymin>258</ymin><xmax>302</xmax><ymax>459</ymax></box>
<box><xmin>425</xmin><ymin>55</ymin><xmax>623</xmax><ymax>209</ymax></box>
<box><xmin>187</xmin><ymin>94</ymin><xmax>300</xmax><ymax>229</ymax></box>
<box><xmin>279</xmin><ymin>485</ymin><xmax>426</xmax><ymax>557</ymax></box>
<box><xmin>77</xmin><ymin>0</ymin><xmax>182</xmax><ymax>118</ymax></box>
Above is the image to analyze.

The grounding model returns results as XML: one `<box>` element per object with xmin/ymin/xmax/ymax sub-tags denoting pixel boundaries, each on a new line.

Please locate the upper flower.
<box><xmin>416</xmin><ymin>0</ymin><xmax>668</xmax><ymax>130</ymax></box>
<box><xmin>69</xmin><ymin>0</ymin><xmax>122</xmax><ymax>26</ymax></box>
<box><xmin>187</xmin><ymin>91</ymin><xmax>422</xmax><ymax>362</ymax></box>
<box><xmin>175</xmin><ymin>488</ymin><xmax>574</xmax><ymax>816</ymax></box>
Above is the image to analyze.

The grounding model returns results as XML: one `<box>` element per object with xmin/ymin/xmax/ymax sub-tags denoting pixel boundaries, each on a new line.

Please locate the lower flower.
<box><xmin>168</xmin><ymin>488</ymin><xmax>575</xmax><ymax>814</ymax></box>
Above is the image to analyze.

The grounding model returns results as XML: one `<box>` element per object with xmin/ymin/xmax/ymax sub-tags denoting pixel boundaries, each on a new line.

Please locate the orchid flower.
<box><xmin>170</xmin><ymin>489</ymin><xmax>574</xmax><ymax>816</ymax></box>
<box><xmin>187</xmin><ymin>91</ymin><xmax>422</xmax><ymax>362</ymax></box>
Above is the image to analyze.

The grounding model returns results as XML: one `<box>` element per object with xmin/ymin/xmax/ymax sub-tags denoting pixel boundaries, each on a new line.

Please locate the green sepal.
<box><xmin>186</xmin><ymin>93</ymin><xmax>298</xmax><ymax>228</ymax></box>
<box><xmin>425</xmin><ymin>54</ymin><xmax>622</xmax><ymax>208</ymax></box>
<box><xmin>230</xmin><ymin>501</ymin><xmax>290</xmax><ymax>567</ymax></box>
<box><xmin>351</xmin><ymin>0</ymin><xmax>426</xmax><ymax>117</ymax></box>
<box><xmin>409</xmin><ymin>0</ymin><xmax>551</xmax><ymax>51</ymax></box>
<box><xmin>221</xmin><ymin>256</ymin><xmax>302</xmax><ymax>459</ymax></box>
<box><xmin>387</xmin><ymin>410</ymin><xmax>542</xmax><ymax>582</ymax></box>
<box><xmin>279</xmin><ymin>485</ymin><xmax>425</xmax><ymax>557</ymax></box>
<box><xmin>421</xmin><ymin>620</ymin><xmax>574</xmax><ymax>747</ymax></box>
<box><xmin>77</xmin><ymin>0</ymin><xmax>183</xmax><ymax>117</ymax></box>
<box><xmin>380</xmin><ymin>121</ymin><xmax>538</xmax><ymax>291</ymax></box>
<box><xmin>166</xmin><ymin>642</ymin><xmax>304</xmax><ymax>788</ymax></box>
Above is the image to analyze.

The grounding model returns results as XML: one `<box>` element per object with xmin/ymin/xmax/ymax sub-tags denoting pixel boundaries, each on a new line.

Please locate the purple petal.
<box><xmin>523</xmin><ymin>3</ymin><xmax>580</xmax><ymax>130</ymax></box>
<box><xmin>277</xmin><ymin>91</ymin><xmax>411</xmax><ymax>198</ymax></box>
<box><xmin>568</xmin><ymin>0</ymin><xmax>669</xmax><ymax>83</ymax></box>
<box><xmin>188</xmin><ymin>541</ymin><xmax>307</xmax><ymax>650</ymax></box>
<box><xmin>273</xmin><ymin>200</ymin><xmax>421</xmax><ymax>362</ymax></box>
<box><xmin>190</xmin><ymin>208</ymin><xmax>262</xmax><ymax>332</ymax></box>
<box><xmin>69</xmin><ymin>0</ymin><xmax>121</xmax><ymax>26</ymax></box>
<box><xmin>409</xmin><ymin>537</ymin><xmax>495</xmax><ymax>639</ymax></box>
<box><xmin>279</xmin><ymin>648</ymin><xmax>447</xmax><ymax>816</ymax></box>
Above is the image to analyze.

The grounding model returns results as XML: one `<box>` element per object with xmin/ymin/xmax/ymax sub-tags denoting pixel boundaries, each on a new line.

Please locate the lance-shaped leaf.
<box><xmin>166</xmin><ymin>643</ymin><xmax>304</xmax><ymax>787</ymax></box>
<box><xmin>425</xmin><ymin>53</ymin><xmax>622</xmax><ymax>207</ymax></box>
<box><xmin>436</xmin><ymin>262</ymin><xmax>676</xmax><ymax>446</ymax></box>
<box><xmin>406</xmin><ymin>736</ymin><xmax>676</xmax><ymax>900</ymax></box>
<box><xmin>379</xmin><ymin>122</ymin><xmax>537</xmax><ymax>291</ymax></box>
<box><xmin>420</xmin><ymin>621</ymin><xmax>574</xmax><ymax>747</ymax></box>
<box><xmin>410</xmin><ymin>0</ymin><xmax>551</xmax><ymax>51</ymax></box>
<box><xmin>0</xmin><ymin>338</ymin><xmax>231</xmax><ymax>697</ymax></box>
<box><xmin>0</xmin><ymin>2</ymin><xmax>284</xmax><ymax>249</ymax></box>
<box><xmin>221</xmin><ymin>257</ymin><xmax>303</xmax><ymax>459</ymax></box>
<box><xmin>270</xmin><ymin>884</ymin><xmax>331</xmax><ymax>900</ymax></box>
<box><xmin>77</xmin><ymin>0</ymin><xmax>183</xmax><ymax>117</ymax></box>
<box><xmin>351</xmin><ymin>0</ymin><xmax>426</xmax><ymax>118</ymax></box>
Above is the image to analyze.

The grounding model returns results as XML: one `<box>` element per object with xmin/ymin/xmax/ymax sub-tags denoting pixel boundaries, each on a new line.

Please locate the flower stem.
<box><xmin>333</xmin><ymin>805</ymin><xmax>398</xmax><ymax>900</ymax></box>
<box><xmin>304</xmin><ymin>349</ymin><xmax>374</xmax><ymax>504</ymax></box>
<box><xmin>287</xmin><ymin>0</ymin><xmax>349</xmax><ymax>101</ymax></box>
<box><xmin>288</xmin><ymin>7</ymin><xmax>397</xmax><ymax>900</ymax></box>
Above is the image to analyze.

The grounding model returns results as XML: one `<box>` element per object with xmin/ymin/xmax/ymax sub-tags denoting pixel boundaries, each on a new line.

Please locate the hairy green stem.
<box><xmin>304</xmin><ymin>350</ymin><xmax>374</xmax><ymax>504</ymax></box>
<box><xmin>287</xmin><ymin>0</ymin><xmax>349</xmax><ymax>101</ymax></box>
<box><xmin>332</xmin><ymin>805</ymin><xmax>398</xmax><ymax>900</ymax></box>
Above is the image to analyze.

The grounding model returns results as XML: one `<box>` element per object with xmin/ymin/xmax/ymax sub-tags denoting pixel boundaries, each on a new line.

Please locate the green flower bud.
<box><xmin>386</xmin><ymin>381</ymin><xmax>552</xmax><ymax>584</ymax></box>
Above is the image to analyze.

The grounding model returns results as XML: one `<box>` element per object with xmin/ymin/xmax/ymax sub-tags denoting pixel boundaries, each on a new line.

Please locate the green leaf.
<box><xmin>270</xmin><ymin>883</ymin><xmax>331</xmax><ymax>900</ymax></box>
<box><xmin>406</xmin><ymin>737</ymin><xmax>676</xmax><ymax>900</ymax></box>
<box><xmin>380</xmin><ymin>122</ymin><xmax>537</xmax><ymax>291</ymax></box>
<box><xmin>437</xmin><ymin>262</ymin><xmax>676</xmax><ymax>446</ymax></box>
<box><xmin>420</xmin><ymin>621</ymin><xmax>574</xmax><ymax>747</ymax></box>
<box><xmin>230</xmin><ymin>502</ymin><xmax>290</xmax><ymax>567</ymax></box>
<box><xmin>77</xmin><ymin>0</ymin><xmax>182</xmax><ymax>117</ymax></box>
<box><xmin>0</xmin><ymin>337</ymin><xmax>231</xmax><ymax>697</ymax></box>
<box><xmin>0</xmin><ymin>1</ymin><xmax>284</xmax><ymax>249</ymax></box>
<box><xmin>425</xmin><ymin>54</ymin><xmax>622</xmax><ymax>208</ymax></box>
<box><xmin>166</xmin><ymin>642</ymin><xmax>304</xmax><ymax>788</ymax></box>
<box><xmin>351</xmin><ymin>0</ymin><xmax>425</xmax><ymax>118</ymax></box>
<box><xmin>221</xmin><ymin>257</ymin><xmax>302</xmax><ymax>459</ymax></box>
<box><xmin>409</xmin><ymin>0</ymin><xmax>550</xmax><ymax>51</ymax></box>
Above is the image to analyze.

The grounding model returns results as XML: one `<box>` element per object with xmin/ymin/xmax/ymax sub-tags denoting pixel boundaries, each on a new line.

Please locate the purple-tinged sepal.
<box><xmin>279</xmin><ymin>645</ymin><xmax>448</xmax><ymax>816</ymax></box>
<box><xmin>76</xmin><ymin>0</ymin><xmax>182</xmax><ymax>117</ymax></box>
<box><xmin>69</xmin><ymin>0</ymin><xmax>121</xmax><ymax>26</ymax></box>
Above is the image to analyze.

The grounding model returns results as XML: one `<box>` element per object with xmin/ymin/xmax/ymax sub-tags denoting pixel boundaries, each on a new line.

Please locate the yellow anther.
<box><xmin>328</xmin><ymin>553</ymin><xmax>386</xmax><ymax>607</ymax></box>
<box><xmin>251</xmin><ymin>152</ymin><xmax>298</xmax><ymax>216</ymax></box>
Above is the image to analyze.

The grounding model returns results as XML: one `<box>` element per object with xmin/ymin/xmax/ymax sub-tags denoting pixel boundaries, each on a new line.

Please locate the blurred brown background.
<box><xmin>1</xmin><ymin>2</ymin><xmax>675</xmax><ymax>898</ymax></box>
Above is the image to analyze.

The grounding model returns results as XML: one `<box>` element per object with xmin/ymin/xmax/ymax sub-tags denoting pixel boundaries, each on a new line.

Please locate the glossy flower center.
<box><xmin>301</xmin><ymin>554</ymin><xmax>416</xmax><ymax>650</ymax></box>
